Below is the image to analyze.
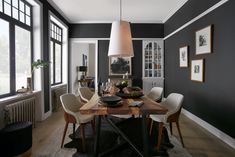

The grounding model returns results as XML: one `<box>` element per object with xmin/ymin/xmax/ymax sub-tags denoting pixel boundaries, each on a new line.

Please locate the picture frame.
<box><xmin>191</xmin><ymin>59</ymin><xmax>204</xmax><ymax>82</ymax></box>
<box><xmin>179</xmin><ymin>46</ymin><xmax>188</xmax><ymax>67</ymax></box>
<box><xmin>195</xmin><ymin>25</ymin><xmax>212</xmax><ymax>55</ymax></box>
<box><xmin>109</xmin><ymin>57</ymin><xmax>132</xmax><ymax>75</ymax></box>
<box><xmin>82</xmin><ymin>54</ymin><xmax>87</xmax><ymax>66</ymax></box>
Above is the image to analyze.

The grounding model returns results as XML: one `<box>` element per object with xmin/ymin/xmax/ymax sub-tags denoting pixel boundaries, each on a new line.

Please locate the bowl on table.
<box><xmin>100</xmin><ymin>95</ymin><xmax>122</xmax><ymax>106</ymax></box>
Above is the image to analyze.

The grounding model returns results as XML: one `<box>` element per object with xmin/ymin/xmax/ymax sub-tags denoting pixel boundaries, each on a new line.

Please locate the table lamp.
<box><xmin>77</xmin><ymin>66</ymin><xmax>87</xmax><ymax>80</ymax></box>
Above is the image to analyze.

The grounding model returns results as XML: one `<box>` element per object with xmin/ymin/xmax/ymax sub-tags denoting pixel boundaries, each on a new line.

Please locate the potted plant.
<box><xmin>27</xmin><ymin>59</ymin><xmax>49</xmax><ymax>93</ymax></box>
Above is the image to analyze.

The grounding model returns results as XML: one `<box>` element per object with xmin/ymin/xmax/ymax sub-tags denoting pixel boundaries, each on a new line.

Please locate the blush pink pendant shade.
<box><xmin>108</xmin><ymin>20</ymin><xmax>134</xmax><ymax>57</ymax></box>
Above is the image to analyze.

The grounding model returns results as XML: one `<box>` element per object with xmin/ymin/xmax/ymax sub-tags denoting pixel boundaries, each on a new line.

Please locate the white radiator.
<box><xmin>4</xmin><ymin>97</ymin><xmax>36</xmax><ymax>127</ymax></box>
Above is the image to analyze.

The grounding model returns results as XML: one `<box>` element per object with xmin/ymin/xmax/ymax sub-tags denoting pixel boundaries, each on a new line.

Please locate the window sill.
<box><xmin>51</xmin><ymin>83</ymin><xmax>67</xmax><ymax>90</ymax></box>
<box><xmin>0</xmin><ymin>90</ymin><xmax>41</xmax><ymax>104</ymax></box>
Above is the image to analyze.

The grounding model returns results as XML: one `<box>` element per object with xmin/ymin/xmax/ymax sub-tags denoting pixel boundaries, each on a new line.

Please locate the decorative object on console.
<box><xmin>195</xmin><ymin>25</ymin><xmax>212</xmax><ymax>55</ymax></box>
<box><xmin>191</xmin><ymin>59</ymin><xmax>204</xmax><ymax>82</ymax></box>
<box><xmin>108</xmin><ymin>0</ymin><xmax>134</xmax><ymax>57</ymax></box>
<box><xmin>109</xmin><ymin>57</ymin><xmax>131</xmax><ymax>75</ymax></box>
<box><xmin>179</xmin><ymin>46</ymin><xmax>188</xmax><ymax>68</ymax></box>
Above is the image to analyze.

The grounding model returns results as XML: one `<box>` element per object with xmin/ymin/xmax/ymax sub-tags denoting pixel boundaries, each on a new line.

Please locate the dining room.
<box><xmin>0</xmin><ymin>0</ymin><xmax>235</xmax><ymax>157</ymax></box>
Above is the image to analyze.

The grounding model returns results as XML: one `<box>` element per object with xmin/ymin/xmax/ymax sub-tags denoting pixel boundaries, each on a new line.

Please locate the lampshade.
<box><xmin>77</xmin><ymin>66</ymin><xmax>87</xmax><ymax>72</ymax></box>
<box><xmin>108</xmin><ymin>20</ymin><xmax>134</xmax><ymax>57</ymax></box>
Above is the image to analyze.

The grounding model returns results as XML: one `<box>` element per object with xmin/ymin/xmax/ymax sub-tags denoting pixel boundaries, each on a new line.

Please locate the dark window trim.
<box><xmin>0</xmin><ymin>0</ymin><xmax>33</xmax><ymax>98</ymax></box>
<box><xmin>50</xmin><ymin>20</ymin><xmax>63</xmax><ymax>86</ymax></box>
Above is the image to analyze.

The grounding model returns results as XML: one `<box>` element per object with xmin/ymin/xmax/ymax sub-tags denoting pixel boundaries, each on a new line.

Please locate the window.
<box><xmin>50</xmin><ymin>21</ymin><xmax>62</xmax><ymax>85</ymax></box>
<box><xmin>0</xmin><ymin>19</ymin><xmax>10</xmax><ymax>95</ymax></box>
<box><xmin>0</xmin><ymin>0</ymin><xmax>32</xmax><ymax>98</ymax></box>
<box><xmin>15</xmin><ymin>25</ymin><xmax>31</xmax><ymax>90</ymax></box>
<box><xmin>0</xmin><ymin>0</ymin><xmax>32</xmax><ymax>26</ymax></box>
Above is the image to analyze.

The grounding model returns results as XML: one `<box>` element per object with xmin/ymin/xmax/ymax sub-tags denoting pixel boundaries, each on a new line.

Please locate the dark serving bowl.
<box><xmin>100</xmin><ymin>96</ymin><xmax>122</xmax><ymax>105</ymax></box>
<box><xmin>116</xmin><ymin>91</ymin><xmax>144</xmax><ymax>99</ymax></box>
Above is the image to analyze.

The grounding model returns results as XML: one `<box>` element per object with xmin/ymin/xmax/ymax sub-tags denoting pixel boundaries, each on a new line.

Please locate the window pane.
<box><xmin>50</xmin><ymin>41</ymin><xmax>54</xmax><ymax>84</ymax></box>
<box><xmin>20</xmin><ymin>11</ymin><xmax>24</xmax><ymax>23</ymax></box>
<box><xmin>0</xmin><ymin>0</ymin><xmax>3</xmax><ymax>12</ymax></box>
<box><xmin>4</xmin><ymin>0</ymin><xmax>11</xmax><ymax>4</ymax></box>
<box><xmin>19</xmin><ymin>0</ymin><xmax>24</xmax><ymax>12</ymax></box>
<box><xmin>4</xmin><ymin>2</ymin><xmax>11</xmax><ymax>16</ymax></box>
<box><xmin>25</xmin><ymin>5</ymin><xmax>30</xmax><ymax>16</ymax></box>
<box><xmin>58</xmin><ymin>29</ymin><xmax>61</xmax><ymax>35</ymax></box>
<box><xmin>52</xmin><ymin>31</ymin><xmax>54</xmax><ymax>38</ymax></box>
<box><xmin>12</xmin><ymin>0</ymin><xmax>18</xmax><ymax>8</ymax></box>
<box><xmin>0</xmin><ymin>19</ymin><xmax>10</xmax><ymax>95</ymax></box>
<box><xmin>15</xmin><ymin>26</ymin><xmax>31</xmax><ymax>90</ymax></box>
<box><xmin>56</xmin><ymin>32</ymin><xmax>58</xmax><ymax>40</ymax></box>
<box><xmin>13</xmin><ymin>8</ymin><xmax>18</xmax><ymax>20</ymax></box>
<box><xmin>55</xmin><ymin>43</ymin><xmax>61</xmax><ymax>83</ymax></box>
<box><xmin>26</xmin><ymin>15</ymin><xmax>30</xmax><ymax>26</ymax></box>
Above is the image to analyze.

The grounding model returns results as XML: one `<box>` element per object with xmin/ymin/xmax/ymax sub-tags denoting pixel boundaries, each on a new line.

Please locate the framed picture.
<box><xmin>191</xmin><ymin>59</ymin><xmax>204</xmax><ymax>82</ymax></box>
<box><xmin>109</xmin><ymin>57</ymin><xmax>132</xmax><ymax>75</ymax></box>
<box><xmin>195</xmin><ymin>25</ymin><xmax>212</xmax><ymax>55</ymax></box>
<box><xmin>179</xmin><ymin>46</ymin><xmax>188</xmax><ymax>67</ymax></box>
<box><xmin>82</xmin><ymin>54</ymin><xmax>87</xmax><ymax>66</ymax></box>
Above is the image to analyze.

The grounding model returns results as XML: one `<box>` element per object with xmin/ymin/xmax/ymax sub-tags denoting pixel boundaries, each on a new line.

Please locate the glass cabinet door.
<box><xmin>143</xmin><ymin>41</ymin><xmax>163</xmax><ymax>78</ymax></box>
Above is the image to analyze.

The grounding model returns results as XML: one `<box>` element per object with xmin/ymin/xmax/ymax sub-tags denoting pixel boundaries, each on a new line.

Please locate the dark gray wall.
<box><xmin>98</xmin><ymin>40</ymin><xmax>143</xmax><ymax>87</ymax></box>
<box><xmin>70</xmin><ymin>23</ymin><xmax>164</xmax><ymax>88</ymax></box>
<box><xmin>69</xmin><ymin>23</ymin><xmax>164</xmax><ymax>38</ymax></box>
<box><xmin>39</xmin><ymin>0</ymin><xmax>69</xmax><ymax>112</ymax></box>
<box><xmin>164</xmin><ymin>0</ymin><xmax>235</xmax><ymax>138</ymax></box>
<box><xmin>164</xmin><ymin>0</ymin><xmax>220</xmax><ymax>36</ymax></box>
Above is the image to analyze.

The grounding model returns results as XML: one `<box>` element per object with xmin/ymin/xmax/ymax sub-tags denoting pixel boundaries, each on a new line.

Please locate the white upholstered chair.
<box><xmin>146</xmin><ymin>87</ymin><xmax>163</xmax><ymax>102</ymax></box>
<box><xmin>149</xmin><ymin>93</ymin><xmax>184</xmax><ymax>149</ymax></box>
<box><xmin>78</xmin><ymin>87</ymin><xmax>94</xmax><ymax>103</ymax></box>
<box><xmin>60</xmin><ymin>93</ymin><xmax>95</xmax><ymax>151</ymax></box>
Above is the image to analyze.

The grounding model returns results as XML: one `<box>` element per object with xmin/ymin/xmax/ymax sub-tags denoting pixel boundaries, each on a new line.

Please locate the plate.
<box><xmin>100</xmin><ymin>96</ymin><xmax>122</xmax><ymax>105</ymax></box>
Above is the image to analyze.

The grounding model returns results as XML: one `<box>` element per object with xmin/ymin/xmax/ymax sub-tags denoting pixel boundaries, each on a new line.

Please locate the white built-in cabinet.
<box><xmin>142</xmin><ymin>40</ymin><xmax>164</xmax><ymax>94</ymax></box>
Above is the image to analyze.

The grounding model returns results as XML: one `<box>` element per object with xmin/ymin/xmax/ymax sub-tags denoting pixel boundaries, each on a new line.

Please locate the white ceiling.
<box><xmin>48</xmin><ymin>0</ymin><xmax>188</xmax><ymax>23</ymax></box>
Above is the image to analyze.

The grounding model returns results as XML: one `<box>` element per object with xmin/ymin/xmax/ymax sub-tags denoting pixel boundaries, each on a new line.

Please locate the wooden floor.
<box><xmin>31</xmin><ymin>108</ymin><xmax>235</xmax><ymax>157</ymax></box>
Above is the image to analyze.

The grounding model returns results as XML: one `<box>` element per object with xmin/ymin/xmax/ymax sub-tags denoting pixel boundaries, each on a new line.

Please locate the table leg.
<box><xmin>94</xmin><ymin>115</ymin><xmax>101</xmax><ymax>157</ymax></box>
<box><xmin>142</xmin><ymin>114</ymin><xmax>150</xmax><ymax>157</ymax></box>
<box><xmin>105</xmin><ymin>117</ymin><xmax>143</xmax><ymax>157</ymax></box>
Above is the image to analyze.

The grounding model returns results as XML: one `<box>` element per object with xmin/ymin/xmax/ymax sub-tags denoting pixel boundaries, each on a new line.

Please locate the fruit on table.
<box><xmin>121</xmin><ymin>80</ymin><xmax>128</xmax><ymax>86</ymax></box>
<box><xmin>116</xmin><ymin>80</ymin><xmax>128</xmax><ymax>87</ymax></box>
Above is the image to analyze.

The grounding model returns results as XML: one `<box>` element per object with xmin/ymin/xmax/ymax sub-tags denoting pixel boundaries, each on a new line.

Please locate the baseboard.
<box><xmin>181</xmin><ymin>108</ymin><xmax>235</xmax><ymax>149</ymax></box>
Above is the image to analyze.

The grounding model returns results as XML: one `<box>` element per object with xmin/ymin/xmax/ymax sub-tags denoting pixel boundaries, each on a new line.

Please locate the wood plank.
<box><xmin>80</xmin><ymin>94</ymin><xmax>168</xmax><ymax>115</ymax></box>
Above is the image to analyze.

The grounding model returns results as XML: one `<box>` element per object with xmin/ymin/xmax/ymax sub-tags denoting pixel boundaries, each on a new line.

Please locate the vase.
<box><xmin>27</xmin><ymin>77</ymin><xmax>32</xmax><ymax>93</ymax></box>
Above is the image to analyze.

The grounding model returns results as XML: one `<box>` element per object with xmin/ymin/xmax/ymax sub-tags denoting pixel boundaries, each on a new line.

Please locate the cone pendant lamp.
<box><xmin>108</xmin><ymin>0</ymin><xmax>134</xmax><ymax>57</ymax></box>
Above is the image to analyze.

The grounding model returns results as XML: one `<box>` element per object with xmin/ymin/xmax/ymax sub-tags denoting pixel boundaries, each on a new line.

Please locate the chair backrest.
<box><xmin>78</xmin><ymin>87</ymin><xmax>94</xmax><ymax>102</ymax></box>
<box><xmin>162</xmin><ymin>93</ymin><xmax>184</xmax><ymax>117</ymax></box>
<box><xmin>60</xmin><ymin>93</ymin><xmax>83</xmax><ymax>114</ymax></box>
<box><xmin>147</xmin><ymin>87</ymin><xmax>163</xmax><ymax>102</ymax></box>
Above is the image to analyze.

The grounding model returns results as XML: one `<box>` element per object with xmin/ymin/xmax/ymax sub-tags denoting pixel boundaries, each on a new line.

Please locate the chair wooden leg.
<box><xmin>61</xmin><ymin>122</ymin><xmax>69</xmax><ymax>148</ymax></box>
<box><xmin>157</xmin><ymin>122</ymin><xmax>164</xmax><ymax>150</ymax></box>
<box><xmin>149</xmin><ymin>119</ymin><xmax>153</xmax><ymax>136</ymax></box>
<box><xmin>169</xmin><ymin>122</ymin><xmax>173</xmax><ymax>135</ymax></box>
<box><xmin>80</xmin><ymin>124</ymin><xmax>86</xmax><ymax>152</ymax></box>
<box><xmin>73</xmin><ymin>123</ymin><xmax>76</xmax><ymax>139</ymax></box>
<box><xmin>176</xmin><ymin>121</ymin><xmax>185</xmax><ymax>147</ymax></box>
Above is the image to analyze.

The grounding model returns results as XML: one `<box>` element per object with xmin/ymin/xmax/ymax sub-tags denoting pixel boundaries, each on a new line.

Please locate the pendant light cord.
<box><xmin>120</xmin><ymin>0</ymin><xmax>122</xmax><ymax>21</ymax></box>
